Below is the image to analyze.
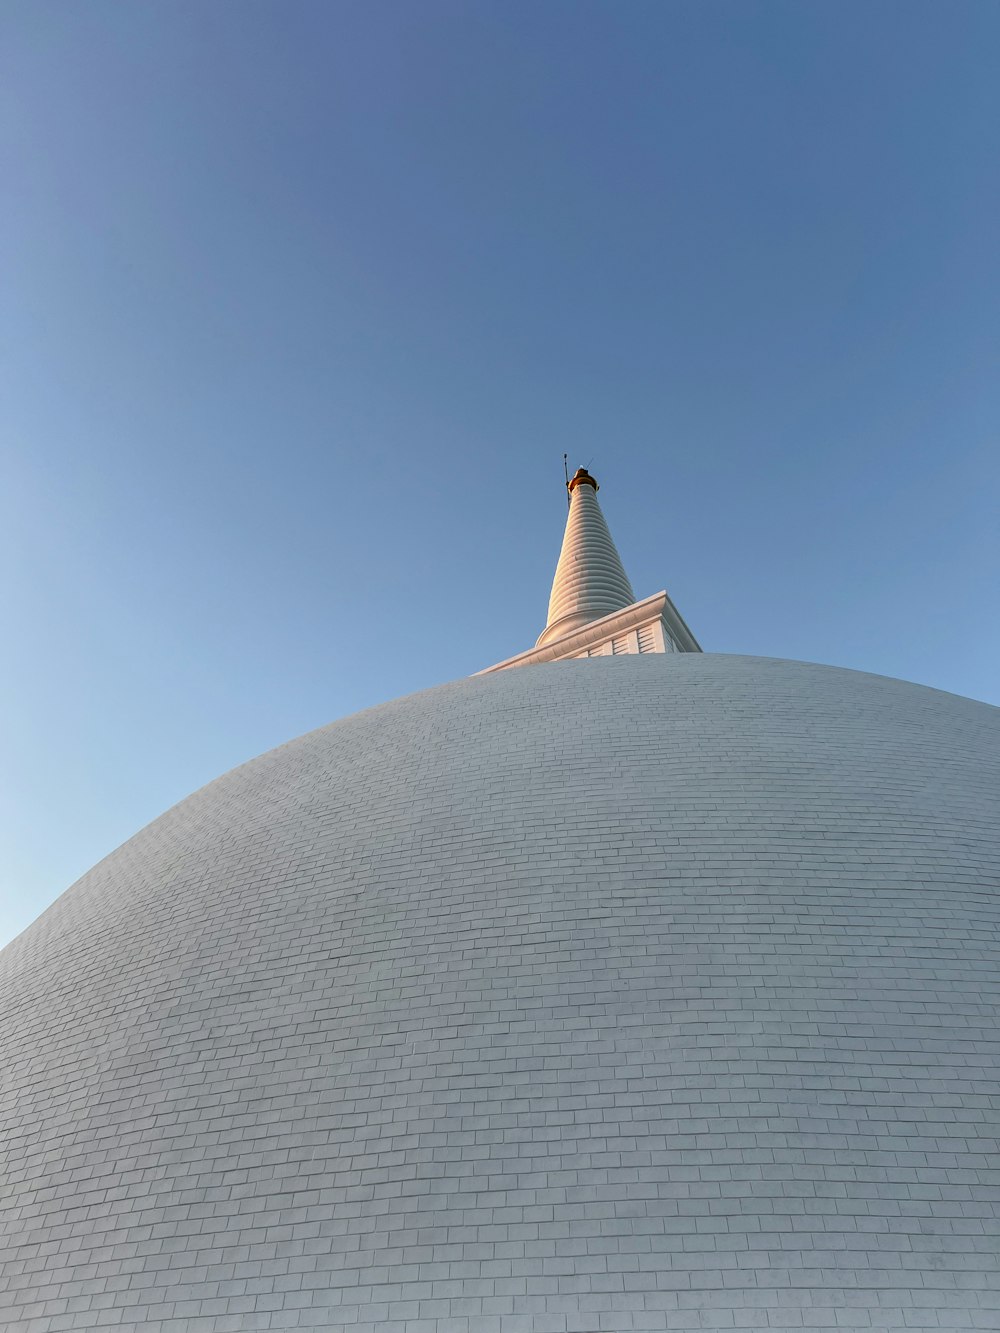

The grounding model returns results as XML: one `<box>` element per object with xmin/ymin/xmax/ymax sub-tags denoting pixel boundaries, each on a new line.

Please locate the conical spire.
<box><xmin>537</xmin><ymin>468</ymin><xmax>636</xmax><ymax>647</ymax></box>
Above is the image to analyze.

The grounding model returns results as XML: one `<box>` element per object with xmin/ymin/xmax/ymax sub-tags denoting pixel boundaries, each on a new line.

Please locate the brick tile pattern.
<box><xmin>1</xmin><ymin>655</ymin><xmax>998</xmax><ymax>1331</ymax></box>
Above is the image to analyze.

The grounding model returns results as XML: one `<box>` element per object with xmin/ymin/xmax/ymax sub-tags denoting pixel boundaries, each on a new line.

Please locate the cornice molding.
<box><xmin>478</xmin><ymin>590</ymin><xmax>702</xmax><ymax>675</ymax></box>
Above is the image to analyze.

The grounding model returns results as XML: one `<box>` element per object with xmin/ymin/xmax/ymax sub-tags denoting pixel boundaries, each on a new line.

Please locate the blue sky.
<box><xmin>2</xmin><ymin>0</ymin><xmax>998</xmax><ymax>948</ymax></box>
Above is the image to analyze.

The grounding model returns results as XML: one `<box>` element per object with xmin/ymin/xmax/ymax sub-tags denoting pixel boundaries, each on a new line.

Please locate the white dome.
<box><xmin>1</xmin><ymin>654</ymin><xmax>998</xmax><ymax>1332</ymax></box>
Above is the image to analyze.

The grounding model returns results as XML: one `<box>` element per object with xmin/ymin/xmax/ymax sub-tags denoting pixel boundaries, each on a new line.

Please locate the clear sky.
<box><xmin>2</xmin><ymin>0</ymin><xmax>998</xmax><ymax>949</ymax></box>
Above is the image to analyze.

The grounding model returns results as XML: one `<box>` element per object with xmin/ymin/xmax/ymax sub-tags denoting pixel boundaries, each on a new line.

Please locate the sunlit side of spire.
<box><xmin>537</xmin><ymin>469</ymin><xmax>635</xmax><ymax>647</ymax></box>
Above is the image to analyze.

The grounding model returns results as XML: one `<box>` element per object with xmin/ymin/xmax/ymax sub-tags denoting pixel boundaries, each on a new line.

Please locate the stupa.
<box><xmin>1</xmin><ymin>471</ymin><xmax>997</xmax><ymax>1332</ymax></box>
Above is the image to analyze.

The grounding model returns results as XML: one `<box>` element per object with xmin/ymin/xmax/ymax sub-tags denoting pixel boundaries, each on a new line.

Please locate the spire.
<box><xmin>537</xmin><ymin>468</ymin><xmax>636</xmax><ymax>647</ymax></box>
<box><xmin>478</xmin><ymin>464</ymin><xmax>701</xmax><ymax>673</ymax></box>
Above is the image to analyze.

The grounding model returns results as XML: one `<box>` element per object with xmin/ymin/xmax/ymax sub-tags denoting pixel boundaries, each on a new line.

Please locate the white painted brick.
<box><xmin>1</xmin><ymin>654</ymin><xmax>998</xmax><ymax>1329</ymax></box>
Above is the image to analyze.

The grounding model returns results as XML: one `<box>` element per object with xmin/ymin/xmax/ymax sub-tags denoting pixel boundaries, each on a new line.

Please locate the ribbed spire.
<box><xmin>537</xmin><ymin>468</ymin><xmax>636</xmax><ymax>647</ymax></box>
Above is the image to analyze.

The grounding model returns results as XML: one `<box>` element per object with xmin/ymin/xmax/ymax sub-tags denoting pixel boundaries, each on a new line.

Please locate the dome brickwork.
<box><xmin>1</xmin><ymin>654</ymin><xmax>998</xmax><ymax>1331</ymax></box>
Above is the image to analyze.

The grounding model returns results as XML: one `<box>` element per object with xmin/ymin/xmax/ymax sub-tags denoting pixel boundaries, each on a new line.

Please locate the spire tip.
<box><xmin>568</xmin><ymin>467</ymin><xmax>599</xmax><ymax>494</ymax></box>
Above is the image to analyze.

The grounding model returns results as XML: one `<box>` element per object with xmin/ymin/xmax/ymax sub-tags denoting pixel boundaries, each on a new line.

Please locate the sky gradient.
<box><xmin>2</xmin><ymin>0</ymin><xmax>998</xmax><ymax>947</ymax></box>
